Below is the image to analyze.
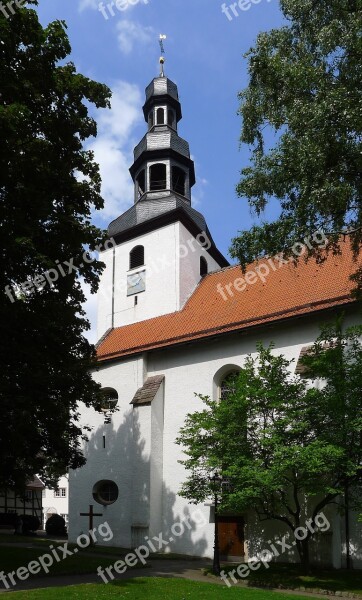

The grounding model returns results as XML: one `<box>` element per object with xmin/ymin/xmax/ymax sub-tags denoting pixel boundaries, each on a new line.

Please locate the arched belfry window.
<box><xmin>172</xmin><ymin>166</ymin><xmax>186</xmax><ymax>196</ymax></box>
<box><xmin>200</xmin><ymin>256</ymin><xmax>208</xmax><ymax>277</ymax></box>
<box><xmin>150</xmin><ymin>163</ymin><xmax>167</xmax><ymax>192</ymax></box>
<box><xmin>130</xmin><ymin>245</ymin><xmax>144</xmax><ymax>270</ymax></box>
<box><xmin>220</xmin><ymin>372</ymin><xmax>239</xmax><ymax>401</ymax></box>
<box><xmin>148</xmin><ymin>111</ymin><xmax>154</xmax><ymax>129</ymax></box>
<box><xmin>156</xmin><ymin>108</ymin><xmax>165</xmax><ymax>125</ymax></box>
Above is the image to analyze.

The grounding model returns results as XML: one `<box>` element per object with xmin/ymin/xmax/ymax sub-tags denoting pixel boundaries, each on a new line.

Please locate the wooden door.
<box><xmin>218</xmin><ymin>516</ymin><xmax>245</xmax><ymax>558</ymax></box>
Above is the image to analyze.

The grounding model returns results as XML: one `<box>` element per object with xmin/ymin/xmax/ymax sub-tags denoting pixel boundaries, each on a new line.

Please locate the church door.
<box><xmin>218</xmin><ymin>516</ymin><xmax>245</xmax><ymax>559</ymax></box>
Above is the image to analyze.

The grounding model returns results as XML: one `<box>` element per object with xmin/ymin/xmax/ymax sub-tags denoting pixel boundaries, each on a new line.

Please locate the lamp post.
<box><xmin>209</xmin><ymin>471</ymin><xmax>222</xmax><ymax>576</ymax></box>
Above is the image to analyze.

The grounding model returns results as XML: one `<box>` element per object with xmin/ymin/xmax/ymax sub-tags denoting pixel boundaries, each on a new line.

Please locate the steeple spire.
<box><xmin>128</xmin><ymin>66</ymin><xmax>195</xmax><ymax>205</ymax></box>
<box><xmin>159</xmin><ymin>34</ymin><xmax>166</xmax><ymax>77</ymax></box>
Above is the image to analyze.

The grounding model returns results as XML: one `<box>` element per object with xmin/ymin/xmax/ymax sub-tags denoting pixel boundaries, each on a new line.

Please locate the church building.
<box><xmin>69</xmin><ymin>66</ymin><xmax>362</xmax><ymax>569</ymax></box>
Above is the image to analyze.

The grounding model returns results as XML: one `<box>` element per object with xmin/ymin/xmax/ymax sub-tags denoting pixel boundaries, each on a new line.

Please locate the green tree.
<box><xmin>0</xmin><ymin>2</ymin><xmax>111</xmax><ymax>490</ymax></box>
<box><xmin>231</xmin><ymin>0</ymin><xmax>362</xmax><ymax>280</ymax></box>
<box><xmin>176</xmin><ymin>321</ymin><xmax>362</xmax><ymax>572</ymax></box>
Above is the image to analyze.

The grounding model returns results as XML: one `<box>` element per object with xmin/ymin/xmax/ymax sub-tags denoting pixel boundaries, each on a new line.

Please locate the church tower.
<box><xmin>97</xmin><ymin>61</ymin><xmax>228</xmax><ymax>339</ymax></box>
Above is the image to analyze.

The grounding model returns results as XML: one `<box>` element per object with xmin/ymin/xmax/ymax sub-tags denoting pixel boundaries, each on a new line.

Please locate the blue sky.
<box><xmin>35</xmin><ymin>0</ymin><xmax>284</xmax><ymax>339</ymax></box>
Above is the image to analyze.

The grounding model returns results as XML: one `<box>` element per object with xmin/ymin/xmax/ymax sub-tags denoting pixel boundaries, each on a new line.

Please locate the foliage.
<box><xmin>176</xmin><ymin>318</ymin><xmax>362</xmax><ymax>570</ymax></box>
<box><xmin>45</xmin><ymin>514</ymin><xmax>66</xmax><ymax>536</ymax></box>
<box><xmin>20</xmin><ymin>514</ymin><xmax>40</xmax><ymax>533</ymax></box>
<box><xmin>0</xmin><ymin>2</ymin><xmax>111</xmax><ymax>490</ymax></box>
<box><xmin>231</xmin><ymin>0</ymin><xmax>362</xmax><ymax>277</ymax></box>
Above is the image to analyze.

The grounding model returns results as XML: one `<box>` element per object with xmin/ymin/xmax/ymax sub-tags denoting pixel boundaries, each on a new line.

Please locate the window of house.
<box><xmin>42</xmin><ymin>489</ymin><xmax>46</xmax><ymax>498</ymax></box>
<box><xmin>200</xmin><ymin>256</ymin><xmax>208</xmax><ymax>277</ymax></box>
<box><xmin>129</xmin><ymin>245</ymin><xmax>144</xmax><ymax>270</ymax></box>
<box><xmin>156</xmin><ymin>108</ymin><xmax>165</xmax><ymax>125</ymax></box>
<box><xmin>25</xmin><ymin>491</ymin><xmax>33</xmax><ymax>501</ymax></box>
<box><xmin>54</xmin><ymin>488</ymin><xmax>66</xmax><ymax>498</ymax></box>
<box><xmin>93</xmin><ymin>480</ymin><xmax>119</xmax><ymax>506</ymax></box>
<box><xmin>172</xmin><ymin>166</ymin><xmax>186</xmax><ymax>196</ymax></box>
<box><xmin>149</xmin><ymin>164</ymin><xmax>167</xmax><ymax>192</ymax></box>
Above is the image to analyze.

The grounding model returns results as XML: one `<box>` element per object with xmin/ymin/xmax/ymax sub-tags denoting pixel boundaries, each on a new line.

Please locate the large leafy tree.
<box><xmin>0</xmin><ymin>3</ymin><xmax>111</xmax><ymax>490</ymax></box>
<box><xmin>231</xmin><ymin>0</ymin><xmax>362</xmax><ymax>279</ymax></box>
<box><xmin>176</xmin><ymin>320</ymin><xmax>362</xmax><ymax>572</ymax></box>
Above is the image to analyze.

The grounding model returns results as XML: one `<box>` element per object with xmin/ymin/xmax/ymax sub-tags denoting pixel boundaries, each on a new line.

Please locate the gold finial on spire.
<box><xmin>159</xmin><ymin>34</ymin><xmax>167</xmax><ymax>77</ymax></box>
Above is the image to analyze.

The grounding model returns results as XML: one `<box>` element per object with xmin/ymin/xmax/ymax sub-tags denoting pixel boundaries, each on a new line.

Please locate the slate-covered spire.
<box><xmin>129</xmin><ymin>73</ymin><xmax>195</xmax><ymax>205</ymax></box>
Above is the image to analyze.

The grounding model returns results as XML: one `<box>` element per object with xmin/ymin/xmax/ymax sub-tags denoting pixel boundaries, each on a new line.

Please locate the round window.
<box><xmin>92</xmin><ymin>480</ymin><xmax>118</xmax><ymax>506</ymax></box>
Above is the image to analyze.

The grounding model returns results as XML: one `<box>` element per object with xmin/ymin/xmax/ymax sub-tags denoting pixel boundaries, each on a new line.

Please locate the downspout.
<box><xmin>111</xmin><ymin>246</ymin><xmax>115</xmax><ymax>329</ymax></box>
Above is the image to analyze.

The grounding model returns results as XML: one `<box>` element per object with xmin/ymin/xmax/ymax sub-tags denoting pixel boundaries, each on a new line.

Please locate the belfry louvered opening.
<box><xmin>130</xmin><ymin>245</ymin><xmax>144</xmax><ymax>270</ymax></box>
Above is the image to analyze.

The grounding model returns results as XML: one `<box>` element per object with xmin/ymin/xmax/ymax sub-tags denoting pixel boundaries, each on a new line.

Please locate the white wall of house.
<box><xmin>43</xmin><ymin>475</ymin><xmax>69</xmax><ymax>529</ymax></box>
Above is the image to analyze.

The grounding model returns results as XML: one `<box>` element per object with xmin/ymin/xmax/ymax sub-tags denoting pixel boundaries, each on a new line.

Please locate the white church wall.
<box><xmin>145</xmin><ymin>309</ymin><xmax>360</xmax><ymax>561</ymax></box>
<box><xmin>178</xmin><ymin>222</ymin><xmax>221</xmax><ymax>309</ymax></box>
<box><xmin>97</xmin><ymin>246</ymin><xmax>114</xmax><ymax>340</ymax></box>
<box><xmin>97</xmin><ymin>222</ymin><xmax>223</xmax><ymax>340</ymax></box>
<box><xmin>97</xmin><ymin>224</ymin><xmax>181</xmax><ymax>337</ymax></box>
<box><xmin>71</xmin><ymin>306</ymin><xmax>360</xmax><ymax>566</ymax></box>
<box><xmin>149</xmin><ymin>382</ymin><xmax>164</xmax><ymax>539</ymax></box>
<box><xmin>68</xmin><ymin>355</ymin><xmax>146</xmax><ymax>547</ymax></box>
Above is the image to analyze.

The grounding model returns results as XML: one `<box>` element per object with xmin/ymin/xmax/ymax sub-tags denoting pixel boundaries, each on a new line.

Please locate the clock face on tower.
<box><xmin>127</xmin><ymin>270</ymin><xmax>146</xmax><ymax>296</ymax></box>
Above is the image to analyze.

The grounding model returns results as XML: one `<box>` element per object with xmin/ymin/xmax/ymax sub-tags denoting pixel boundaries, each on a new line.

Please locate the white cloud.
<box><xmin>78</xmin><ymin>0</ymin><xmax>98</xmax><ymax>11</ymax></box>
<box><xmin>116</xmin><ymin>20</ymin><xmax>154</xmax><ymax>55</ymax></box>
<box><xmin>86</xmin><ymin>80</ymin><xmax>143</xmax><ymax>221</ymax></box>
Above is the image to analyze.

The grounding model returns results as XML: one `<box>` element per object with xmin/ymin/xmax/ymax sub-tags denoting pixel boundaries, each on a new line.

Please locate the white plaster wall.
<box><xmin>97</xmin><ymin>222</ymin><xmax>224</xmax><ymax>339</ymax></box>
<box><xmin>68</xmin><ymin>355</ymin><xmax>146</xmax><ymax>547</ymax></box>
<box><xmin>43</xmin><ymin>475</ymin><xmax>69</xmax><ymax>527</ymax></box>
<box><xmin>97</xmin><ymin>247</ymin><xmax>114</xmax><ymax>340</ymax></box>
<box><xmin>145</xmin><ymin>310</ymin><xmax>361</xmax><ymax>562</ymax></box>
<box><xmin>72</xmin><ymin>305</ymin><xmax>361</xmax><ymax>567</ymax></box>
<box><xmin>178</xmin><ymin>222</ymin><xmax>222</xmax><ymax>308</ymax></box>
<box><xmin>149</xmin><ymin>383</ymin><xmax>164</xmax><ymax>538</ymax></box>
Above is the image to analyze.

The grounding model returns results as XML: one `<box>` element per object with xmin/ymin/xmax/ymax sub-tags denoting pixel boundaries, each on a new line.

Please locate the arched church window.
<box><xmin>148</xmin><ymin>111</ymin><xmax>154</xmax><ymax>129</ymax></box>
<box><xmin>93</xmin><ymin>480</ymin><xmax>118</xmax><ymax>506</ymax></box>
<box><xmin>136</xmin><ymin>170</ymin><xmax>145</xmax><ymax>199</ymax></box>
<box><xmin>130</xmin><ymin>245</ymin><xmax>144</xmax><ymax>270</ymax></box>
<box><xmin>150</xmin><ymin>164</ymin><xmax>167</xmax><ymax>192</ymax></box>
<box><xmin>99</xmin><ymin>388</ymin><xmax>118</xmax><ymax>411</ymax></box>
<box><xmin>168</xmin><ymin>109</ymin><xmax>175</xmax><ymax>128</ymax></box>
<box><xmin>156</xmin><ymin>108</ymin><xmax>164</xmax><ymax>125</ymax></box>
<box><xmin>172</xmin><ymin>166</ymin><xmax>186</xmax><ymax>196</ymax></box>
<box><xmin>220</xmin><ymin>372</ymin><xmax>239</xmax><ymax>401</ymax></box>
<box><xmin>200</xmin><ymin>256</ymin><xmax>208</xmax><ymax>277</ymax></box>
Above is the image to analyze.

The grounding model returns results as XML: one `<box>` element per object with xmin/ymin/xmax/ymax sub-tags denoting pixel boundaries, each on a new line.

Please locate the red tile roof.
<box><xmin>97</xmin><ymin>242</ymin><xmax>360</xmax><ymax>362</ymax></box>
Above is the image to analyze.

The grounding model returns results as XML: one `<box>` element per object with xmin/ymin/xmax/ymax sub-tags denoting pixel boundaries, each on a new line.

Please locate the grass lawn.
<box><xmin>0</xmin><ymin>545</ymin><xmax>127</xmax><ymax>580</ymax></box>
<box><xmin>7</xmin><ymin>577</ymin><xmax>321</xmax><ymax>599</ymax></box>
<box><xmin>213</xmin><ymin>562</ymin><xmax>362</xmax><ymax>595</ymax></box>
<box><xmin>0</xmin><ymin>534</ymin><xmax>52</xmax><ymax>545</ymax></box>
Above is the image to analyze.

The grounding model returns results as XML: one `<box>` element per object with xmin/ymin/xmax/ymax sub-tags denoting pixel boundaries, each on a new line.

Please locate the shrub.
<box><xmin>45</xmin><ymin>514</ymin><xmax>67</xmax><ymax>536</ymax></box>
<box><xmin>0</xmin><ymin>512</ymin><xmax>18</xmax><ymax>528</ymax></box>
<box><xmin>20</xmin><ymin>514</ymin><xmax>40</xmax><ymax>533</ymax></box>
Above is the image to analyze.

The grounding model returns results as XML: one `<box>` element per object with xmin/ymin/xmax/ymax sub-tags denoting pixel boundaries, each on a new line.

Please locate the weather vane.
<box><xmin>159</xmin><ymin>34</ymin><xmax>167</xmax><ymax>77</ymax></box>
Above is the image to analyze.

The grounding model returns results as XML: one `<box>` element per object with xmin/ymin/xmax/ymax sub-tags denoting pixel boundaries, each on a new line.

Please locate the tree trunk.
<box><xmin>296</xmin><ymin>538</ymin><xmax>311</xmax><ymax>574</ymax></box>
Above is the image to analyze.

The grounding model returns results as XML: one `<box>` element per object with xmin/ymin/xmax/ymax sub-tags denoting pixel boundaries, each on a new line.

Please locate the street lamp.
<box><xmin>209</xmin><ymin>470</ymin><xmax>222</xmax><ymax>576</ymax></box>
